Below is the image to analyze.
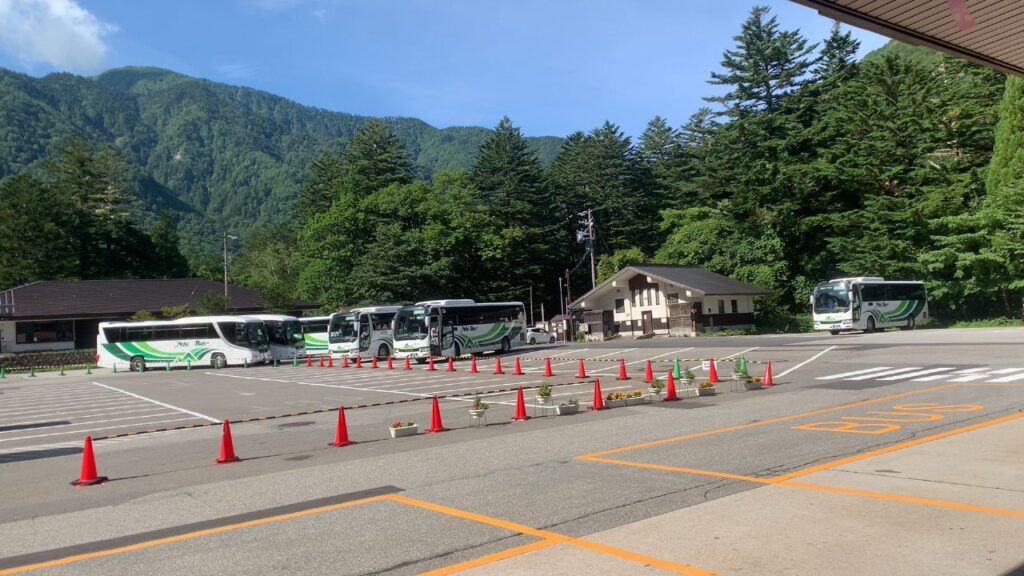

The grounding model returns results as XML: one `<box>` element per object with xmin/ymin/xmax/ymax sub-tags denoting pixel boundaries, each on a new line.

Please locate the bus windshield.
<box><xmin>394</xmin><ymin>307</ymin><xmax>428</xmax><ymax>339</ymax></box>
<box><xmin>328</xmin><ymin>313</ymin><xmax>357</xmax><ymax>343</ymax></box>
<box><xmin>283</xmin><ymin>320</ymin><xmax>303</xmax><ymax>345</ymax></box>
<box><xmin>813</xmin><ymin>282</ymin><xmax>851</xmax><ymax>313</ymax></box>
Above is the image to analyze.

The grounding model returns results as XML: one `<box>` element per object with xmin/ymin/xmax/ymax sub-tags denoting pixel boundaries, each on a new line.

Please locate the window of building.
<box><xmin>667</xmin><ymin>293</ymin><xmax>679</xmax><ymax>304</ymax></box>
<box><xmin>631</xmin><ymin>290</ymin><xmax>637</xmax><ymax>307</ymax></box>
<box><xmin>15</xmin><ymin>321</ymin><xmax>74</xmax><ymax>344</ymax></box>
<box><xmin>655</xmin><ymin>288</ymin><xmax>660</xmax><ymax>305</ymax></box>
<box><xmin>731</xmin><ymin>299</ymin><xmax>738</xmax><ymax>314</ymax></box>
<box><xmin>717</xmin><ymin>300</ymin><xmax>725</xmax><ymax>314</ymax></box>
<box><xmin>614</xmin><ymin>298</ymin><xmax>625</xmax><ymax>313</ymax></box>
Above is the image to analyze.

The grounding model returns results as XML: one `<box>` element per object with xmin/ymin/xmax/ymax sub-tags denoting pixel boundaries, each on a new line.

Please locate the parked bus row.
<box><xmin>96</xmin><ymin>299</ymin><xmax>526</xmax><ymax>370</ymax></box>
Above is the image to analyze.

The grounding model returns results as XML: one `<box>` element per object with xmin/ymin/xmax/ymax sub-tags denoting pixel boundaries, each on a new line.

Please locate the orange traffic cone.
<box><xmin>589</xmin><ymin>378</ymin><xmax>606</xmax><ymax>410</ymax></box>
<box><xmin>447</xmin><ymin>357</ymin><xmax>456</xmax><ymax>372</ymax></box>
<box><xmin>763</xmin><ymin>361</ymin><xmax>774</xmax><ymax>387</ymax></box>
<box><xmin>708</xmin><ymin>358</ymin><xmax>719</xmax><ymax>383</ymax></box>
<box><xmin>329</xmin><ymin>405</ymin><xmax>354</xmax><ymax>447</ymax></box>
<box><xmin>371</xmin><ymin>356</ymin><xmax>378</xmax><ymax>369</ymax></box>
<box><xmin>494</xmin><ymin>356</ymin><xmax>504</xmax><ymax>375</ymax></box>
<box><xmin>426</xmin><ymin>356</ymin><xmax>436</xmax><ymax>371</ymax></box>
<box><xmin>215</xmin><ymin>420</ymin><xmax>240</xmax><ymax>464</ymax></box>
<box><xmin>511</xmin><ymin>386</ymin><xmax>529</xmax><ymax>420</ymax></box>
<box><xmin>425</xmin><ymin>396</ymin><xmax>448</xmax><ymax>433</ymax></box>
<box><xmin>71</xmin><ymin>436</ymin><xmax>107</xmax><ymax>486</ymax></box>
<box><xmin>404</xmin><ymin>357</ymin><xmax>412</xmax><ymax>370</ymax></box>
<box><xmin>663</xmin><ymin>371</ymin><xmax>679</xmax><ymax>401</ymax></box>
<box><xmin>318</xmin><ymin>355</ymin><xmax>324</xmax><ymax>368</ymax></box>
<box><xmin>576</xmin><ymin>359</ymin><xmax>587</xmax><ymax>378</ymax></box>
<box><xmin>386</xmin><ymin>356</ymin><xmax>394</xmax><ymax>369</ymax></box>
<box><xmin>469</xmin><ymin>355</ymin><xmax>478</xmax><ymax>373</ymax></box>
<box><xmin>327</xmin><ymin>355</ymin><xmax>334</xmax><ymax>368</ymax></box>
<box><xmin>306</xmin><ymin>355</ymin><xmax>312</xmax><ymax>367</ymax></box>
<box><xmin>643</xmin><ymin>360</ymin><xmax>654</xmax><ymax>383</ymax></box>
<box><xmin>513</xmin><ymin>357</ymin><xmax>523</xmax><ymax>375</ymax></box>
<box><xmin>355</xmin><ymin>356</ymin><xmax>362</xmax><ymax>368</ymax></box>
<box><xmin>342</xmin><ymin>355</ymin><xmax>349</xmax><ymax>368</ymax></box>
<box><xmin>617</xmin><ymin>358</ymin><xmax>629</xmax><ymax>380</ymax></box>
<box><xmin>543</xmin><ymin>358</ymin><xmax>554</xmax><ymax>377</ymax></box>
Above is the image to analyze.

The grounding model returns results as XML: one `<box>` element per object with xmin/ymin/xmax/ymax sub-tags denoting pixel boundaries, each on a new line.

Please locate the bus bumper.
<box><xmin>393</xmin><ymin>348</ymin><xmax>430</xmax><ymax>359</ymax></box>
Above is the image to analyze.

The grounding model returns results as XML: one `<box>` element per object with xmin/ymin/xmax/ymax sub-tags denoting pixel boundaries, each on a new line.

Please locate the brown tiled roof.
<box><xmin>0</xmin><ymin>279</ymin><xmax>318</xmax><ymax>320</ymax></box>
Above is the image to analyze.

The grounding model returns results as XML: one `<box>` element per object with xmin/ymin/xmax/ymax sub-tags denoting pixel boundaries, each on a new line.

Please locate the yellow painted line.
<box><xmin>577</xmin><ymin>383</ymin><xmax>959</xmax><ymax>459</ymax></box>
<box><xmin>569</xmin><ymin>539</ymin><xmax>725</xmax><ymax>576</ymax></box>
<box><xmin>579</xmin><ymin>456</ymin><xmax>769</xmax><ymax>484</ymax></box>
<box><xmin>780</xmin><ymin>480</ymin><xmax>1024</xmax><ymax>519</ymax></box>
<box><xmin>770</xmin><ymin>410</ymin><xmax>1024</xmax><ymax>482</ymax></box>
<box><xmin>385</xmin><ymin>494</ymin><xmax>566</xmax><ymax>541</ymax></box>
<box><xmin>417</xmin><ymin>539</ymin><xmax>560</xmax><ymax>576</ymax></box>
<box><xmin>0</xmin><ymin>495</ymin><xmax>387</xmax><ymax>576</ymax></box>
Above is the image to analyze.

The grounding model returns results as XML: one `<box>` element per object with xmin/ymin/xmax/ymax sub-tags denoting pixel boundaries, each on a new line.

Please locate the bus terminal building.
<box><xmin>570</xmin><ymin>264</ymin><xmax>772</xmax><ymax>337</ymax></box>
<box><xmin>0</xmin><ymin>279</ymin><xmax>318</xmax><ymax>353</ymax></box>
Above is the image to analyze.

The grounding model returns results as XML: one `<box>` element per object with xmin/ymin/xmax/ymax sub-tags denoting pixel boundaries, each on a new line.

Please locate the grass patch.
<box><xmin>947</xmin><ymin>317</ymin><xmax>1021</xmax><ymax>328</ymax></box>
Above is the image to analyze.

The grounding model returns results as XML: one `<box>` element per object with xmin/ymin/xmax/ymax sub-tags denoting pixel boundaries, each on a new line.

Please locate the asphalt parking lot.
<box><xmin>1</xmin><ymin>328</ymin><xmax>1022</xmax><ymax>575</ymax></box>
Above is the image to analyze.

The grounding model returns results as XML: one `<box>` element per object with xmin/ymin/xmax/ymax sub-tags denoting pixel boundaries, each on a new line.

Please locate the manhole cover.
<box><xmin>277</xmin><ymin>421</ymin><xmax>315</xmax><ymax>429</ymax></box>
<box><xmin>283</xmin><ymin>454</ymin><xmax>313</xmax><ymax>462</ymax></box>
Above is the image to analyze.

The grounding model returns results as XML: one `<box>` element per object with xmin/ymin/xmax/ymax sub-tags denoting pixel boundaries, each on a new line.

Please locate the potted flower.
<box><xmin>557</xmin><ymin>398</ymin><xmax>579</xmax><ymax>415</ymax></box>
<box><xmin>469</xmin><ymin>395</ymin><xmax>489</xmax><ymax>419</ymax></box>
<box><xmin>626</xmin><ymin>389</ymin><xmax>646</xmax><ymax>406</ymax></box>
<box><xmin>536</xmin><ymin>381</ymin><xmax>553</xmax><ymax>405</ymax></box>
<box><xmin>605</xmin><ymin>391</ymin><xmax>627</xmax><ymax>408</ymax></box>
<box><xmin>744</xmin><ymin>373</ymin><xmax>763</xmax><ymax>391</ymax></box>
<box><xmin>680</xmin><ymin>368</ymin><xmax>695</xmax><ymax>388</ymax></box>
<box><xmin>389</xmin><ymin>419</ymin><xmax>418</xmax><ymax>438</ymax></box>
<box><xmin>648</xmin><ymin>378</ymin><xmax>664</xmax><ymax>402</ymax></box>
<box><xmin>698</xmin><ymin>380</ymin><xmax>717</xmax><ymax>396</ymax></box>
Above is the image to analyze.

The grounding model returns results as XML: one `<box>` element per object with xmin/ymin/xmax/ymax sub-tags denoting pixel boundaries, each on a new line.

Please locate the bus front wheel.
<box><xmin>130</xmin><ymin>356</ymin><xmax>146</xmax><ymax>373</ymax></box>
<box><xmin>865</xmin><ymin>317</ymin><xmax>876</xmax><ymax>333</ymax></box>
<box><xmin>901</xmin><ymin>318</ymin><xmax>915</xmax><ymax>331</ymax></box>
<box><xmin>500</xmin><ymin>337</ymin><xmax>511</xmax><ymax>354</ymax></box>
<box><xmin>376</xmin><ymin>344</ymin><xmax>390</xmax><ymax>359</ymax></box>
<box><xmin>829</xmin><ymin>330</ymin><xmax>840</xmax><ymax>336</ymax></box>
<box><xmin>211</xmin><ymin>353</ymin><xmax>227</xmax><ymax>369</ymax></box>
<box><xmin>453</xmin><ymin>342</ymin><xmax>461</xmax><ymax>358</ymax></box>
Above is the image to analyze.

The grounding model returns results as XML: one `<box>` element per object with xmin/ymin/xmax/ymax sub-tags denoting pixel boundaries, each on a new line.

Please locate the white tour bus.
<box><xmin>97</xmin><ymin>315</ymin><xmax>270</xmax><ymax>371</ymax></box>
<box><xmin>392</xmin><ymin>300</ymin><xmax>525</xmax><ymax>362</ymax></box>
<box><xmin>299</xmin><ymin>316</ymin><xmax>331</xmax><ymax>356</ymax></box>
<box><xmin>812</xmin><ymin>277</ymin><xmax>928</xmax><ymax>335</ymax></box>
<box><xmin>328</xmin><ymin>306</ymin><xmax>402</xmax><ymax>359</ymax></box>
<box><xmin>251</xmin><ymin>314</ymin><xmax>305</xmax><ymax>361</ymax></box>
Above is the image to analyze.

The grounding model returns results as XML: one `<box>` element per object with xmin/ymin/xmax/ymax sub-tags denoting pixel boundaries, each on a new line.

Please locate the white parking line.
<box><xmin>952</xmin><ymin>373</ymin><xmax>997</xmax><ymax>382</ymax></box>
<box><xmin>814</xmin><ymin>367</ymin><xmax>894</xmax><ymax>380</ymax></box>
<box><xmin>877</xmin><ymin>367</ymin><xmax>956</xmax><ymax>381</ymax></box>
<box><xmin>987</xmin><ymin>371</ymin><xmax>1024</xmax><ymax>382</ymax></box>
<box><xmin>0</xmin><ymin>401</ymin><xmax>151</xmax><ymax>421</ymax></box>
<box><xmin>92</xmin><ymin>382</ymin><xmax>220</xmax><ymax>423</ymax></box>
<box><xmin>589</xmin><ymin>347</ymin><xmax>695</xmax><ymax>374</ymax></box>
<box><xmin>0</xmin><ymin>412</ymin><xmax>179</xmax><ymax>441</ymax></box>
<box><xmin>0</xmin><ymin>397</ymin><xmax>142</xmax><ymax>416</ymax></box>
<box><xmin>777</xmin><ymin>346</ymin><xmax>836</xmax><ymax>379</ymax></box>
<box><xmin>0</xmin><ymin>407</ymin><xmax>166</xmax><ymax>429</ymax></box>
<box><xmin>847</xmin><ymin>367</ymin><xmax>922</xmax><ymax>380</ymax></box>
<box><xmin>0</xmin><ymin>418</ymin><xmax>198</xmax><ymax>443</ymax></box>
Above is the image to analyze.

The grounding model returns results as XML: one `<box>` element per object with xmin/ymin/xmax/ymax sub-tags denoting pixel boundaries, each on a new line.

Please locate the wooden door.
<box><xmin>641</xmin><ymin>311</ymin><xmax>654</xmax><ymax>334</ymax></box>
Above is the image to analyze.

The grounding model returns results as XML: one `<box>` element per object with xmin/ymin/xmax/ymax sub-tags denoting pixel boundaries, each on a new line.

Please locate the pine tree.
<box><xmin>339</xmin><ymin>118</ymin><xmax>417</xmax><ymax>199</ymax></box>
<box><xmin>812</xmin><ymin>22</ymin><xmax>860</xmax><ymax>82</ymax></box>
<box><xmin>148</xmin><ymin>212</ymin><xmax>190</xmax><ymax>278</ymax></box>
<box><xmin>638</xmin><ymin>115</ymin><xmax>683</xmax><ymax>207</ymax></box>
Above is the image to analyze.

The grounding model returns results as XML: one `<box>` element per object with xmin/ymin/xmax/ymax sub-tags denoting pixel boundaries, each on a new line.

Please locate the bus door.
<box><xmin>358</xmin><ymin>314</ymin><xmax>371</xmax><ymax>353</ymax></box>
<box><xmin>429</xmin><ymin>313</ymin><xmax>441</xmax><ymax>357</ymax></box>
<box><xmin>440</xmin><ymin>315</ymin><xmax>456</xmax><ymax>356</ymax></box>
<box><xmin>852</xmin><ymin>286</ymin><xmax>861</xmax><ymax>322</ymax></box>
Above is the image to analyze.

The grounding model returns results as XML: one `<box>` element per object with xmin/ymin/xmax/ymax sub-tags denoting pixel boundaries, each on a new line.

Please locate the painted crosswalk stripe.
<box><xmin>949</xmin><ymin>373</ymin><xmax>992</xmax><ymax>382</ymax></box>
<box><xmin>877</xmin><ymin>367</ymin><xmax>956</xmax><ymax>381</ymax></box>
<box><xmin>986</xmin><ymin>367</ymin><xmax>1024</xmax><ymax>374</ymax></box>
<box><xmin>987</xmin><ymin>371</ymin><xmax>1024</xmax><ymax>383</ymax></box>
<box><xmin>950</xmin><ymin>367</ymin><xmax>990</xmax><ymax>374</ymax></box>
<box><xmin>814</xmin><ymin>367</ymin><xmax>893</xmax><ymax>380</ymax></box>
<box><xmin>847</xmin><ymin>367</ymin><xmax>922</xmax><ymax>380</ymax></box>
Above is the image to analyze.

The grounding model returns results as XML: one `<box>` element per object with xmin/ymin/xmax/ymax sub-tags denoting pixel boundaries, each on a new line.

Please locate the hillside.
<box><xmin>0</xmin><ymin>66</ymin><xmax>563</xmax><ymax>261</ymax></box>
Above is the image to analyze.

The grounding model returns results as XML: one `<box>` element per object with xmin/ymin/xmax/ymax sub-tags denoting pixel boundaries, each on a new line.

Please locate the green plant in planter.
<box><xmin>537</xmin><ymin>381</ymin><xmax>552</xmax><ymax>398</ymax></box>
<box><xmin>650</xmin><ymin>378</ymin><xmax>665</xmax><ymax>390</ymax></box>
<box><xmin>682</xmin><ymin>368</ymin><xmax>695</xmax><ymax>380</ymax></box>
<box><xmin>472</xmin><ymin>395</ymin><xmax>489</xmax><ymax>410</ymax></box>
<box><xmin>564</xmin><ymin>398</ymin><xmax>579</xmax><ymax>406</ymax></box>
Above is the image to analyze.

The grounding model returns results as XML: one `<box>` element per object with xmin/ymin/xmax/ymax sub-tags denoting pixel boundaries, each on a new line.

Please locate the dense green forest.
<box><xmin>0</xmin><ymin>65</ymin><xmax>563</xmax><ymax>268</ymax></box>
<box><xmin>3</xmin><ymin>6</ymin><xmax>1024</xmax><ymax>326</ymax></box>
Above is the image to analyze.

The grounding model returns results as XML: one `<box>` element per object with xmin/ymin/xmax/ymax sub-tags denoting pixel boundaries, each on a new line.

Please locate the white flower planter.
<box><xmin>680</xmin><ymin>387</ymin><xmax>700</xmax><ymax>399</ymax></box>
<box><xmin>605</xmin><ymin>398</ymin><xmax>626</xmax><ymax>408</ymax></box>
<box><xmin>537</xmin><ymin>395</ymin><xmax>553</xmax><ymax>405</ymax></box>
<box><xmin>468</xmin><ymin>409</ymin><xmax>487</xmax><ymax>419</ymax></box>
<box><xmin>389</xmin><ymin>424</ymin><xmax>418</xmax><ymax>438</ymax></box>
<box><xmin>699</xmin><ymin>386</ymin><xmax>717</xmax><ymax>396</ymax></box>
<box><xmin>557</xmin><ymin>404</ymin><xmax>579</xmax><ymax>415</ymax></box>
<box><xmin>626</xmin><ymin>396</ymin><xmax>646</xmax><ymax>406</ymax></box>
<box><xmin>743</xmin><ymin>379</ymin><xmax>763</xmax><ymax>391</ymax></box>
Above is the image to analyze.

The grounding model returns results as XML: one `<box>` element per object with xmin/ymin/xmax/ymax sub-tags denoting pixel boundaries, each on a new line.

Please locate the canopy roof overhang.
<box><xmin>793</xmin><ymin>0</ymin><xmax>1024</xmax><ymax>77</ymax></box>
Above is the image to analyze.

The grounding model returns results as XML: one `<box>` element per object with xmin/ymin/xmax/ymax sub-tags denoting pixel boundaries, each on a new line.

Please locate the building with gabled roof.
<box><xmin>569</xmin><ymin>264</ymin><xmax>772</xmax><ymax>337</ymax></box>
<box><xmin>0</xmin><ymin>279</ymin><xmax>318</xmax><ymax>353</ymax></box>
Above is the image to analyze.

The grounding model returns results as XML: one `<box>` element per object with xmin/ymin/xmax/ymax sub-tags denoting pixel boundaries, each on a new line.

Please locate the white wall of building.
<box><xmin>0</xmin><ymin>320</ymin><xmax>76</xmax><ymax>353</ymax></box>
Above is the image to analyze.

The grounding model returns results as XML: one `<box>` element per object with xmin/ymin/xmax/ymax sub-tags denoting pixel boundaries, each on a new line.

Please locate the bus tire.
<box><xmin>865</xmin><ymin>317</ymin><xmax>876</xmax><ymax>333</ymax></box>
<box><xmin>901</xmin><ymin>317</ymin><xmax>915</xmax><ymax>331</ymax></box>
<box><xmin>500</xmin><ymin>336</ymin><xmax>511</xmax><ymax>354</ymax></box>
<box><xmin>829</xmin><ymin>330</ymin><xmax>840</xmax><ymax>336</ymax></box>
<box><xmin>453</xmin><ymin>342</ymin><xmax>461</xmax><ymax>358</ymax></box>
<box><xmin>416</xmin><ymin>357</ymin><xmax>427</xmax><ymax>364</ymax></box>
<box><xmin>376</xmin><ymin>344</ymin><xmax>390</xmax><ymax>359</ymax></box>
<box><xmin>211</xmin><ymin>353</ymin><xmax>227</xmax><ymax>369</ymax></box>
<box><xmin>130</xmin><ymin>356</ymin><xmax>146</xmax><ymax>373</ymax></box>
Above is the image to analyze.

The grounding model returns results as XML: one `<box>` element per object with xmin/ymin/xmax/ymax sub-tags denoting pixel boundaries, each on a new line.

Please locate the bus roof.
<box><xmin>413</xmin><ymin>300</ymin><xmax>524</xmax><ymax>308</ymax></box>
<box><xmin>827</xmin><ymin>278</ymin><xmax>923</xmax><ymax>284</ymax></box>
<box><xmin>248</xmin><ymin>314</ymin><xmax>299</xmax><ymax>322</ymax></box>
<box><xmin>99</xmin><ymin>315</ymin><xmax>261</xmax><ymax>327</ymax></box>
<box><xmin>299</xmin><ymin>316</ymin><xmax>331</xmax><ymax>323</ymax></box>
<box><xmin>353</xmin><ymin>305</ymin><xmax>403</xmax><ymax>314</ymax></box>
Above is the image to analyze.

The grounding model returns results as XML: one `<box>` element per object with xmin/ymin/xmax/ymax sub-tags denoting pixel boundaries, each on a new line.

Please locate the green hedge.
<box><xmin>0</xmin><ymin>349</ymin><xmax>97</xmax><ymax>370</ymax></box>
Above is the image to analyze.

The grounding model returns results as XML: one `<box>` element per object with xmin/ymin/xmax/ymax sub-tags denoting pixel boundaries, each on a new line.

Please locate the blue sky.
<box><xmin>0</xmin><ymin>0</ymin><xmax>890</xmax><ymax>137</ymax></box>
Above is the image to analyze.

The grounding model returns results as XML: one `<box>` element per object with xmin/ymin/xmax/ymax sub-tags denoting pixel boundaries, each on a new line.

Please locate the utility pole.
<box><xmin>529</xmin><ymin>284</ymin><xmax>534</xmax><ymax>326</ymax></box>
<box><xmin>223</xmin><ymin>232</ymin><xmax>237</xmax><ymax>307</ymax></box>
<box><xmin>587</xmin><ymin>208</ymin><xmax>596</xmax><ymax>290</ymax></box>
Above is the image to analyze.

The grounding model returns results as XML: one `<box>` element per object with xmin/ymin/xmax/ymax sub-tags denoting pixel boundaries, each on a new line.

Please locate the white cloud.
<box><xmin>0</xmin><ymin>0</ymin><xmax>118</xmax><ymax>71</ymax></box>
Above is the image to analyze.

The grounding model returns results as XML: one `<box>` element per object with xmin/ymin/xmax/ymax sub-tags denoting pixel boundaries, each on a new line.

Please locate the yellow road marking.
<box><xmin>578</xmin><ymin>456</ymin><xmax>768</xmax><ymax>484</ymax></box>
<box><xmin>0</xmin><ymin>495</ymin><xmax>388</xmax><ymax>576</ymax></box>
<box><xmin>385</xmin><ymin>494</ymin><xmax>567</xmax><ymax>541</ymax></box>
<box><xmin>576</xmin><ymin>383</ymin><xmax>958</xmax><ymax>459</ymax></box>
<box><xmin>771</xmin><ymin>411</ymin><xmax>1024</xmax><ymax>482</ymax></box>
<box><xmin>416</xmin><ymin>540</ymin><xmax>559</xmax><ymax>576</ymax></box>
<box><xmin>570</xmin><ymin>539</ymin><xmax>725</xmax><ymax>576</ymax></box>
<box><xmin>780</xmin><ymin>481</ymin><xmax>1024</xmax><ymax>519</ymax></box>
